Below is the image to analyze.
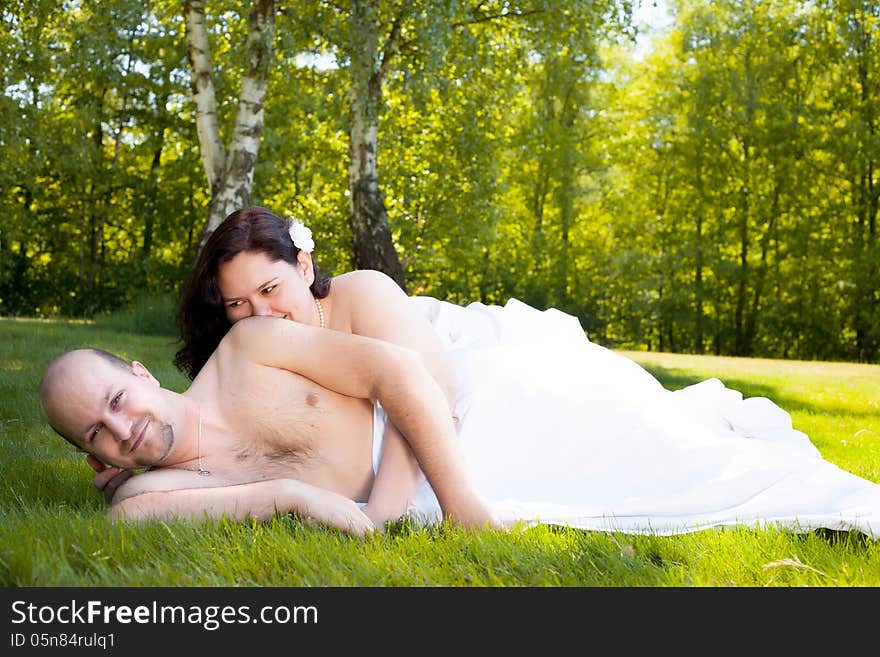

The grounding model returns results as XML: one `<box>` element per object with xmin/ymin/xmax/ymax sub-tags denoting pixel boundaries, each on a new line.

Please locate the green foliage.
<box><xmin>0</xmin><ymin>0</ymin><xmax>877</xmax><ymax>362</ymax></box>
<box><xmin>594</xmin><ymin>0</ymin><xmax>880</xmax><ymax>361</ymax></box>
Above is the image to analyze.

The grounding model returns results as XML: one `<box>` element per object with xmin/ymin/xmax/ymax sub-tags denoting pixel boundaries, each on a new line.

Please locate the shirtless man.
<box><xmin>38</xmin><ymin>315</ymin><xmax>499</xmax><ymax>536</ymax></box>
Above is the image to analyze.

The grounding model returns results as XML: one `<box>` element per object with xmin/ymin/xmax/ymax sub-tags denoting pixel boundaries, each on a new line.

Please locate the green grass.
<box><xmin>2</xmin><ymin>318</ymin><xmax>879</xmax><ymax>587</ymax></box>
<box><xmin>91</xmin><ymin>292</ymin><xmax>179</xmax><ymax>337</ymax></box>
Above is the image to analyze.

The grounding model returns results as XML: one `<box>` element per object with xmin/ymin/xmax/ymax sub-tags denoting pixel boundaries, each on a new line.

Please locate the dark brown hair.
<box><xmin>174</xmin><ymin>206</ymin><xmax>331</xmax><ymax>380</ymax></box>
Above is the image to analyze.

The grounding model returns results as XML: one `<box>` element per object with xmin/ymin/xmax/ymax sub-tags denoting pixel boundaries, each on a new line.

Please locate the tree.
<box><xmin>346</xmin><ymin>0</ymin><xmax>406</xmax><ymax>286</ymax></box>
<box><xmin>183</xmin><ymin>0</ymin><xmax>277</xmax><ymax>243</ymax></box>
<box><xmin>821</xmin><ymin>0</ymin><xmax>880</xmax><ymax>361</ymax></box>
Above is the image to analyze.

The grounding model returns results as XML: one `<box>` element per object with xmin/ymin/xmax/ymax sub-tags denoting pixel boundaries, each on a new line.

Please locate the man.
<box><xmin>39</xmin><ymin>315</ymin><xmax>500</xmax><ymax>536</ymax></box>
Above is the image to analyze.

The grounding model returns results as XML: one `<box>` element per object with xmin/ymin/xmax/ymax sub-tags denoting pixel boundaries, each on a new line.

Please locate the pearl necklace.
<box><xmin>315</xmin><ymin>296</ymin><xmax>325</xmax><ymax>329</ymax></box>
<box><xmin>196</xmin><ymin>406</ymin><xmax>210</xmax><ymax>476</ymax></box>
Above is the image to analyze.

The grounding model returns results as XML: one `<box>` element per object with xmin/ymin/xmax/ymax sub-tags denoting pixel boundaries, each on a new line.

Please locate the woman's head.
<box><xmin>174</xmin><ymin>206</ymin><xmax>331</xmax><ymax>379</ymax></box>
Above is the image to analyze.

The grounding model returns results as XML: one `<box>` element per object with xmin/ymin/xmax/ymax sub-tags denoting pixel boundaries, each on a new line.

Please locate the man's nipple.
<box><xmin>305</xmin><ymin>392</ymin><xmax>320</xmax><ymax>407</ymax></box>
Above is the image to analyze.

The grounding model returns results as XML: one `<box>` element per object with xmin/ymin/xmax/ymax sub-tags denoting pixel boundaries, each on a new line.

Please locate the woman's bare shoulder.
<box><xmin>329</xmin><ymin>270</ymin><xmax>409</xmax><ymax>328</ymax></box>
<box><xmin>332</xmin><ymin>269</ymin><xmax>403</xmax><ymax>295</ymax></box>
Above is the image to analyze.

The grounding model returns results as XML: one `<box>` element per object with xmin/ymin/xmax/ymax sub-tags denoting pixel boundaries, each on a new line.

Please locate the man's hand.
<box><xmin>300</xmin><ymin>488</ymin><xmax>376</xmax><ymax>537</ymax></box>
<box><xmin>86</xmin><ymin>454</ymin><xmax>133</xmax><ymax>504</ymax></box>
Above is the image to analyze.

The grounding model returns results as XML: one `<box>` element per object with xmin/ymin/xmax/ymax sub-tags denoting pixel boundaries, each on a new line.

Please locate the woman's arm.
<box><xmin>361</xmin><ymin>421</ymin><xmax>425</xmax><ymax>527</ymax></box>
<box><xmin>110</xmin><ymin>476</ymin><xmax>375</xmax><ymax>537</ymax></box>
<box><xmin>334</xmin><ymin>271</ymin><xmax>454</xmax><ymax>525</ymax></box>
<box><xmin>336</xmin><ymin>270</ymin><xmax>457</xmax><ymax>406</ymax></box>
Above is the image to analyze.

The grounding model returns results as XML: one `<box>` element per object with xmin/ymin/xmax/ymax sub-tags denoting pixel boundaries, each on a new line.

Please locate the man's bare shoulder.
<box><xmin>209</xmin><ymin>316</ymin><xmax>325</xmax><ymax>381</ymax></box>
<box><xmin>112</xmin><ymin>467</ymin><xmax>225</xmax><ymax>505</ymax></box>
<box><xmin>218</xmin><ymin>315</ymin><xmax>308</xmax><ymax>355</ymax></box>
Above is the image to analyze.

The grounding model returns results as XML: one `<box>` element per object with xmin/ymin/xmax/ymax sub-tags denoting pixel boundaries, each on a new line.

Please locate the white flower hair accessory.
<box><xmin>288</xmin><ymin>217</ymin><xmax>315</xmax><ymax>253</ymax></box>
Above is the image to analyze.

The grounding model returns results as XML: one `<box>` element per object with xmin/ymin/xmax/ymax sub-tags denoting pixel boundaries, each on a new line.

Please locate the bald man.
<box><xmin>39</xmin><ymin>316</ymin><xmax>499</xmax><ymax>535</ymax></box>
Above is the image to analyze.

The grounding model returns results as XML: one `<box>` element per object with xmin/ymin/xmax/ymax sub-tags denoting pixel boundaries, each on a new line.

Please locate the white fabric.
<box><xmin>372</xmin><ymin>401</ymin><xmax>387</xmax><ymax>474</ymax></box>
<box><xmin>384</xmin><ymin>296</ymin><xmax>880</xmax><ymax>538</ymax></box>
<box><xmin>357</xmin><ymin>402</ymin><xmax>388</xmax><ymax>510</ymax></box>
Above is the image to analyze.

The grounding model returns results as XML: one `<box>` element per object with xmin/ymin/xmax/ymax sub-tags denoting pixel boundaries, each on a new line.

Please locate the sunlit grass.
<box><xmin>2</xmin><ymin>319</ymin><xmax>879</xmax><ymax>586</ymax></box>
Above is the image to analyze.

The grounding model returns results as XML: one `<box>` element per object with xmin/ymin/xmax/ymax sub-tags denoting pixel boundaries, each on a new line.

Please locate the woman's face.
<box><xmin>216</xmin><ymin>250</ymin><xmax>315</xmax><ymax>324</ymax></box>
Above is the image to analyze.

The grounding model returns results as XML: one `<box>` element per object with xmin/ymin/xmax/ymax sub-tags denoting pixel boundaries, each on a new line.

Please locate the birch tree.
<box><xmin>348</xmin><ymin>0</ymin><xmax>406</xmax><ymax>286</ymax></box>
<box><xmin>344</xmin><ymin>0</ymin><xmax>627</xmax><ymax>290</ymax></box>
<box><xmin>183</xmin><ymin>0</ymin><xmax>277</xmax><ymax>243</ymax></box>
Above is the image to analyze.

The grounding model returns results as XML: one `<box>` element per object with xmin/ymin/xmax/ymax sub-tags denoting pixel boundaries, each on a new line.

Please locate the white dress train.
<box><xmin>373</xmin><ymin>296</ymin><xmax>880</xmax><ymax>538</ymax></box>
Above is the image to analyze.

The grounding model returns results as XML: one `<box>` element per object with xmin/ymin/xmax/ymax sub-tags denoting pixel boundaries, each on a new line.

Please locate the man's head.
<box><xmin>39</xmin><ymin>349</ymin><xmax>179</xmax><ymax>469</ymax></box>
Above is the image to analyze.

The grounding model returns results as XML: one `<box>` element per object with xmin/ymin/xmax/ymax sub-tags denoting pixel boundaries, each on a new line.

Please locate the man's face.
<box><xmin>43</xmin><ymin>351</ymin><xmax>177</xmax><ymax>469</ymax></box>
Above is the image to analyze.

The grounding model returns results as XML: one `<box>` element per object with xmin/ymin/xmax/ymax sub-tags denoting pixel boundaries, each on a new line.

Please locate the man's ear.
<box><xmin>296</xmin><ymin>250</ymin><xmax>315</xmax><ymax>286</ymax></box>
<box><xmin>131</xmin><ymin>361</ymin><xmax>160</xmax><ymax>386</ymax></box>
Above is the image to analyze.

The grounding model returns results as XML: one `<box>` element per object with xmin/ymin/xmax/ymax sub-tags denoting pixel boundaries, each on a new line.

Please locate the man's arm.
<box><xmin>110</xmin><ymin>472</ymin><xmax>374</xmax><ymax>536</ymax></box>
<box><xmin>226</xmin><ymin>316</ymin><xmax>499</xmax><ymax>529</ymax></box>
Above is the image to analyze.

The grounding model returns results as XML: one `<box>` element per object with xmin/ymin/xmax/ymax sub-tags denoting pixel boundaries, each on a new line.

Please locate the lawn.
<box><xmin>2</xmin><ymin>318</ymin><xmax>879</xmax><ymax>587</ymax></box>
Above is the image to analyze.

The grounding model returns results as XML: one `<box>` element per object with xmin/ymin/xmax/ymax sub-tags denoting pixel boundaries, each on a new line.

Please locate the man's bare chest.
<box><xmin>199</xmin><ymin>359</ymin><xmax>375</xmax><ymax>495</ymax></box>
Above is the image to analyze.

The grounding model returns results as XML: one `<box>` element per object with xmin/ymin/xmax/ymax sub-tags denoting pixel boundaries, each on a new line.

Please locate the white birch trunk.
<box><xmin>183</xmin><ymin>0</ymin><xmax>276</xmax><ymax>241</ymax></box>
<box><xmin>348</xmin><ymin>0</ymin><xmax>379</xmax><ymax>222</ymax></box>
<box><xmin>348</xmin><ymin>0</ymin><xmax>406</xmax><ymax>288</ymax></box>
<box><xmin>183</xmin><ymin>0</ymin><xmax>226</xmax><ymax>197</ymax></box>
<box><xmin>204</xmin><ymin>0</ymin><xmax>276</xmax><ymax>235</ymax></box>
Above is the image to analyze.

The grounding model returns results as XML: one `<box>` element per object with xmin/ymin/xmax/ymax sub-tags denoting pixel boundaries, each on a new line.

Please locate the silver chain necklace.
<box><xmin>196</xmin><ymin>406</ymin><xmax>210</xmax><ymax>476</ymax></box>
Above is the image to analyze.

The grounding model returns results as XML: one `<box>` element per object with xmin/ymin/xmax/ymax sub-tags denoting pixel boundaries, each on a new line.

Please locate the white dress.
<box><xmin>371</xmin><ymin>296</ymin><xmax>880</xmax><ymax>538</ymax></box>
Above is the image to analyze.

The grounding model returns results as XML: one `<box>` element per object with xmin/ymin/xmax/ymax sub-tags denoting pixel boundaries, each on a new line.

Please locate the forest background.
<box><xmin>1</xmin><ymin>0</ymin><xmax>877</xmax><ymax>363</ymax></box>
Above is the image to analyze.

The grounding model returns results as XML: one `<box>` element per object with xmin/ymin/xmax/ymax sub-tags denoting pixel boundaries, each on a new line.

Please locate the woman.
<box><xmin>87</xmin><ymin>206</ymin><xmax>880</xmax><ymax>538</ymax></box>
<box><xmin>396</xmin><ymin>297</ymin><xmax>880</xmax><ymax>537</ymax></box>
<box><xmin>90</xmin><ymin>206</ymin><xmax>458</xmax><ymax>528</ymax></box>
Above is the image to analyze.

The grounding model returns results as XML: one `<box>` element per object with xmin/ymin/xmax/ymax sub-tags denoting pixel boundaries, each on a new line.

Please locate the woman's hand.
<box><xmin>444</xmin><ymin>491</ymin><xmax>503</xmax><ymax>530</ymax></box>
<box><xmin>86</xmin><ymin>454</ymin><xmax>134</xmax><ymax>504</ymax></box>
<box><xmin>360</xmin><ymin>501</ymin><xmax>402</xmax><ymax>531</ymax></box>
